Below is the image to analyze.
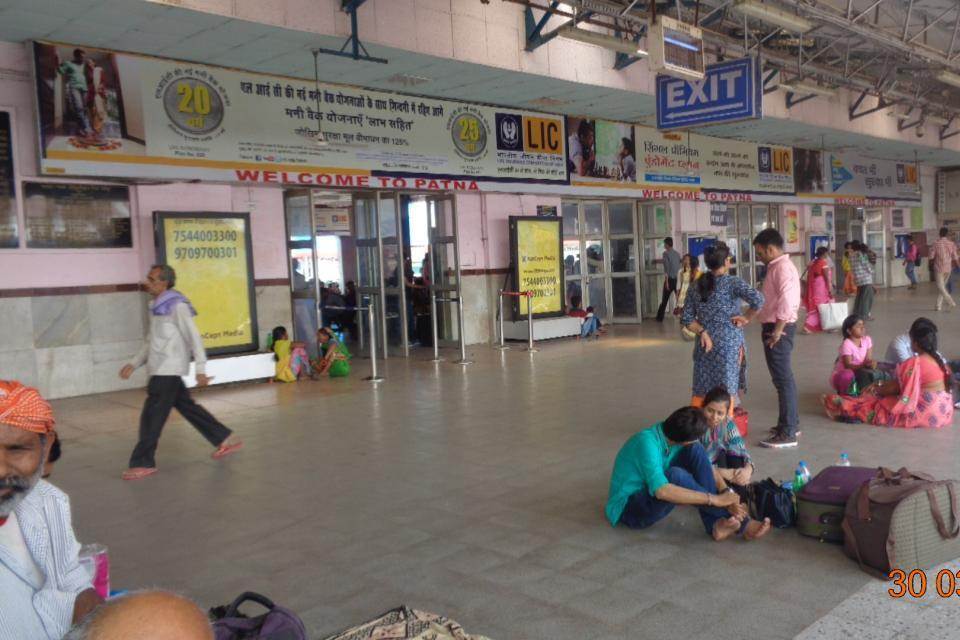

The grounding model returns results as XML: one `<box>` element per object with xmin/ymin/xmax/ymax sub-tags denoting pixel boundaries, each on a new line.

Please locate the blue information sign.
<box><xmin>656</xmin><ymin>57</ymin><xmax>762</xmax><ymax>130</ymax></box>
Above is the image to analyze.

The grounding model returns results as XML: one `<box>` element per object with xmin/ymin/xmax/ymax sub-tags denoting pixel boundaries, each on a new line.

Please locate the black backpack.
<box><xmin>734</xmin><ymin>478</ymin><xmax>796</xmax><ymax>528</ymax></box>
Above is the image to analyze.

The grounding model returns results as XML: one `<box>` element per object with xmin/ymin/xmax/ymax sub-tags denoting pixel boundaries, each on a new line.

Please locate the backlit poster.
<box><xmin>0</xmin><ymin>111</ymin><xmax>17</xmax><ymax>248</ymax></box>
<box><xmin>510</xmin><ymin>216</ymin><xmax>564</xmax><ymax>318</ymax></box>
<box><xmin>156</xmin><ymin>212</ymin><xmax>258</xmax><ymax>355</ymax></box>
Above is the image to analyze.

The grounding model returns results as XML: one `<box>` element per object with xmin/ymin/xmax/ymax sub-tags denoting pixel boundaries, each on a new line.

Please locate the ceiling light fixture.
<box><xmin>556</xmin><ymin>25</ymin><xmax>648</xmax><ymax>56</ymax></box>
<box><xmin>778</xmin><ymin>80</ymin><xmax>835</xmax><ymax>97</ymax></box>
<box><xmin>936</xmin><ymin>70</ymin><xmax>960</xmax><ymax>89</ymax></box>
<box><xmin>732</xmin><ymin>0</ymin><xmax>814</xmax><ymax>33</ymax></box>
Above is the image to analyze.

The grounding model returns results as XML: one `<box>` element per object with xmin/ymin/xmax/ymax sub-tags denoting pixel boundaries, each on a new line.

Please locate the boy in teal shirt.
<box><xmin>606</xmin><ymin>406</ymin><xmax>771</xmax><ymax>542</ymax></box>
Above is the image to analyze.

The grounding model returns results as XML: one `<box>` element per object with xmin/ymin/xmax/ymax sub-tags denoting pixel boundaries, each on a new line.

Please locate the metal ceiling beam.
<box><xmin>786</xmin><ymin>91</ymin><xmax>819</xmax><ymax>108</ymax></box>
<box><xmin>851</xmin><ymin>0</ymin><xmax>890</xmax><ymax>24</ymax></box>
<box><xmin>613</xmin><ymin>26</ymin><xmax>646</xmax><ymax>70</ymax></box>
<box><xmin>906</xmin><ymin>4</ymin><xmax>957</xmax><ymax>45</ymax></box>
<box><xmin>901</xmin><ymin>0</ymin><xmax>915</xmax><ymax>41</ymax></box>
<box><xmin>525</xmin><ymin>1</ymin><xmax>562</xmax><ymax>51</ymax></box>
<box><xmin>849</xmin><ymin>90</ymin><xmax>899</xmax><ymax>120</ymax></box>
<box><xmin>781</xmin><ymin>0</ymin><xmax>960</xmax><ymax>73</ymax></box>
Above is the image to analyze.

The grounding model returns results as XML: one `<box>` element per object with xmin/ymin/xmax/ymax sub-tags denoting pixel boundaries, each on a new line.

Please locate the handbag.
<box><xmin>211</xmin><ymin>592</ymin><xmax>308</xmax><ymax>640</ymax></box>
<box><xmin>818</xmin><ymin>301</ymin><xmax>847</xmax><ymax>331</ymax></box>
<box><xmin>735</xmin><ymin>478</ymin><xmax>796</xmax><ymax>529</ymax></box>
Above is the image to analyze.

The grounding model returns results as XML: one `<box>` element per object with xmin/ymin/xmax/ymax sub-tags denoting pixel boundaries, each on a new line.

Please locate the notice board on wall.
<box><xmin>155</xmin><ymin>212</ymin><xmax>258</xmax><ymax>355</ymax></box>
<box><xmin>0</xmin><ymin>111</ymin><xmax>16</xmax><ymax>248</ymax></box>
<box><xmin>509</xmin><ymin>216</ymin><xmax>564</xmax><ymax>318</ymax></box>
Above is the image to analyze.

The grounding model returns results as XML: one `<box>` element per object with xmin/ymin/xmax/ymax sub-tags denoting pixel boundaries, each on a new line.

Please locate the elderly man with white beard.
<box><xmin>0</xmin><ymin>380</ymin><xmax>102</xmax><ymax>638</ymax></box>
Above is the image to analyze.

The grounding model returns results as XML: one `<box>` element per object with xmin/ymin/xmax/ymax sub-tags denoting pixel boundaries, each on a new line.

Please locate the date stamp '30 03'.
<box><xmin>889</xmin><ymin>569</ymin><xmax>960</xmax><ymax>598</ymax></box>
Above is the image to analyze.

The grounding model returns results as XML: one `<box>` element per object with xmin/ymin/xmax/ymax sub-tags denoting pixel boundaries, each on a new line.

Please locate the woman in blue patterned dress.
<box><xmin>681</xmin><ymin>243</ymin><xmax>764</xmax><ymax>410</ymax></box>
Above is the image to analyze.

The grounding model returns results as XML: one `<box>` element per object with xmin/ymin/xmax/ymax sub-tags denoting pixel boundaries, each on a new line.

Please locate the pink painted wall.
<box><xmin>456</xmin><ymin>193</ymin><xmax>562</xmax><ymax>270</ymax></box>
<box><xmin>0</xmin><ymin>41</ymin><xmax>289</xmax><ymax>289</ymax></box>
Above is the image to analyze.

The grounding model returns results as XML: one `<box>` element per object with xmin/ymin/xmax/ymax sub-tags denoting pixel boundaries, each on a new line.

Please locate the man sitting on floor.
<box><xmin>65</xmin><ymin>590</ymin><xmax>214</xmax><ymax>640</ymax></box>
<box><xmin>605</xmin><ymin>406</ymin><xmax>771</xmax><ymax>542</ymax></box>
<box><xmin>0</xmin><ymin>380</ymin><xmax>102</xmax><ymax>638</ymax></box>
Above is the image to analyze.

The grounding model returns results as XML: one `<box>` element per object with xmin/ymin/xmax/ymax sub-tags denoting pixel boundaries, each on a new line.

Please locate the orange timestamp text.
<box><xmin>888</xmin><ymin>569</ymin><xmax>960</xmax><ymax>598</ymax></box>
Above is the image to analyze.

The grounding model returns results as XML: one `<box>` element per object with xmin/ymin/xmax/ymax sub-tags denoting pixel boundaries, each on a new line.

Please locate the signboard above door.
<box><xmin>655</xmin><ymin>57</ymin><xmax>762</xmax><ymax>130</ymax></box>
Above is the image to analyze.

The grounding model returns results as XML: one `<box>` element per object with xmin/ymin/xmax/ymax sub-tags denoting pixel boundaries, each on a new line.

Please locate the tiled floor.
<box><xmin>48</xmin><ymin>287</ymin><xmax>960</xmax><ymax>639</ymax></box>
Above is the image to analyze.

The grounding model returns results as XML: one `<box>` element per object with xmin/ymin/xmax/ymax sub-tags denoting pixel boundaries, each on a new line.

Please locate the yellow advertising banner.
<box><xmin>158</xmin><ymin>213</ymin><xmax>257</xmax><ymax>354</ymax></box>
<box><xmin>512</xmin><ymin>217</ymin><xmax>563</xmax><ymax>317</ymax></box>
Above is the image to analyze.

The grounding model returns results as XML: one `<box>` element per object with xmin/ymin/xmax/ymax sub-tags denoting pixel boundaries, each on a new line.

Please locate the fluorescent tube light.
<box><xmin>556</xmin><ymin>25</ymin><xmax>648</xmax><ymax>56</ymax></box>
<box><xmin>733</xmin><ymin>0</ymin><xmax>814</xmax><ymax>33</ymax></box>
<box><xmin>778</xmin><ymin>81</ymin><xmax>835</xmax><ymax>97</ymax></box>
<box><xmin>937</xmin><ymin>70</ymin><xmax>960</xmax><ymax>89</ymax></box>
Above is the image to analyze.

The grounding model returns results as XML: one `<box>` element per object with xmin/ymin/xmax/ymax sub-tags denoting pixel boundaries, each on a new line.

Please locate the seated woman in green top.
<box><xmin>700</xmin><ymin>386</ymin><xmax>753</xmax><ymax>486</ymax></box>
<box><xmin>313</xmin><ymin>327</ymin><xmax>351</xmax><ymax>378</ymax></box>
<box><xmin>606</xmin><ymin>406</ymin><xmax>771</xmax><ymax>542</ymax></box>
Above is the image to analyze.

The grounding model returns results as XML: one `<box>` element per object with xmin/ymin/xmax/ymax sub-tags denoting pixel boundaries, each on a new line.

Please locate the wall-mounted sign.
<box><xmin>709</xmin><ymin>202</ymin><xmax>727</xmax><ymax>227</ymax></box>
<box><xmin>0</xmin><ymin>111</ymin><xmax>16</xmax><ymax>248</ymax></box>
<box><xmin>509</xmin><ymin>216</ymin><xmax>564</xmax><ymax>318</ymax></box>
<box><xmin>655</xmin><ymin>57</ymin><xmax>761</xmax><ymax>130</ymax></box>
<box><xmin>795</xmin><ymin>147</ymin><xmax>920</xmax><ymax>201</ymax></box>
<box><xmin>937</xmin><ymin>170</ymin><xmax>960</xmax><ymax>214</ymax></box>
<box><xmin>785</xmin><ymin>208</ymin><xmax>799</xmax><ymax>246</ymax></box>
<box><xmin>24</xmin><ymin>182</ymin><xmax>131</xmax><ymax>249</ymax></box>
<box><xmin>634</xmin><ymin>126</ymin><xmax>793</xmax><ymax>194</ymax></box>
<box><xmin>808</xmin><ymin>234</ymin><xmax>830</xmax><ymax>260</ymax></box>
<box><xmin>314</xmin><ymin>206</ymin><xmax>350</xmax><ymax>234</ymax></box>
<box><xmin>566</xmin><ymin>117</ymin><xmax>635</xmax><ymax>185</ymax></box>
<box><xmin>32</xmin><ymin>41</ymin><xmax>567</xmax><ymax>187</ymax></box>
<box><xmin>536</xmin><ymin>205</ymin><xmax>558</xmax><ymax>217</ymax></box>
<box><xmin>156</xmin><ymin>212</ymin><xmax>258</xmax><ymax>355</ymax></box>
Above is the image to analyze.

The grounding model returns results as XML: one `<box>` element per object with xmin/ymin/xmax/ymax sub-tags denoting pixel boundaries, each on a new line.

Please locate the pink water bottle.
<box><xmin>79</xmin><ymin>544</ymin><xmax>110</xmax><ymax>599</ymax></box>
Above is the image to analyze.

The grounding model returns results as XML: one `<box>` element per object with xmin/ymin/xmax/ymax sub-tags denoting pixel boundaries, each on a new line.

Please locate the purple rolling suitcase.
<box><xmin>797</xmin><ymin>466</ymin><xmax>877</xmax><ymax>543</ymax></box>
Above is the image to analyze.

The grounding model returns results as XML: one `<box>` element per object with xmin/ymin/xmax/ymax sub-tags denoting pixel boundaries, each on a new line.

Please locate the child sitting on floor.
<box><xmin>269</xmin><ymin>326</ymin><xmax>314</xmax><ymax>382</ymax></box>
<box><xmin>830</xmin><ymin>314</ymin><xmax>888</xmax><ymax>394</ymax></box>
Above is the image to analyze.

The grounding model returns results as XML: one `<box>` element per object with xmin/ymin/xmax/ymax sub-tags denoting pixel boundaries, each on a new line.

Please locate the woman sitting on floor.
<box><xmin>700</xmin><ymin>386</ymin><xmax>753</xmax><ymax>486</ymax></box>
<box><xmin>830</xmin><ymin>315</ymin><xmax>888</xmax><ymax>395</ymax></box>
<box><xmin>823</xmin><ymin>318</ymin><xmax>954</xmax><ymax>428</ymax></box>
<box><xmin>314</xmin><ymin>327</ymin><xmax>351</xmax><ymax>378</ymax></box>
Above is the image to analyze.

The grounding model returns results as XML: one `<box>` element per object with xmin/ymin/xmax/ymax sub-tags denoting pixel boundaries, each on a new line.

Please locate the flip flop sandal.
<box><xmin>122</xmin><ymin>467</ymin><xmax>158</xmax><ymax>481</ymax></box>
<box><xmin>212</xmin><ymin>440</ymin><xmax>244</xmax><ymax>460</ymax></box>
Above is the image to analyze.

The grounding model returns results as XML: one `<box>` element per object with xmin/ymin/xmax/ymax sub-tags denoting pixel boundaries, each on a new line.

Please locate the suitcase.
<box><xmin>843</xmin><ymin>468</ymin><xmax>960</xmax><ymax>576</ymax></box>
<box><xmin>797</xmin><ymin>465</ymin><xmax>877</xmax><ymax>543</ymax></box>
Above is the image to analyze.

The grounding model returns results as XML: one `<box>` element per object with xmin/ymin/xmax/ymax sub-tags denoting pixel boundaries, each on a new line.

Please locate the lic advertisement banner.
<box><xmin>156</xmin><ymin>212</ymin><xmax>258</xmax><ymax>355</ymax></box>
<box><xmin>32</xmin><ymin>42</ymin><xmax>566</xmax><ymax>188</ymax></box>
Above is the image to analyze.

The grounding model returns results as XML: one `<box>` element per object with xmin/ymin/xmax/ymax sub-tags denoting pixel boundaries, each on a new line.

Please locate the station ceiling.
<box><xmin>0</xmin><ymin>0</ymin><xmax>959</xmax><ymax>167</ymax></box>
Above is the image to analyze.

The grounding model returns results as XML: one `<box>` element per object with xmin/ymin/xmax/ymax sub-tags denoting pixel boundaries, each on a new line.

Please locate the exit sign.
<box><xmin>656</xmin><ymin>57</ymin><xmax>762</xmax><ymax>130</ymax></box>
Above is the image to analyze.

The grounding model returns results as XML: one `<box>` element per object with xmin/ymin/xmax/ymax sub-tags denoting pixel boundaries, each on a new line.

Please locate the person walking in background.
<box><xmin>674</xmin><ymin>254</ymin><xmax>700</xmax><ymax>317</ymax></box>
<box><xmin>753</xmin><ymin>229</ymin><xmax>802</xmax><ymax>449</ymax></box>
<box><xmin>841</xmin><ymin>242</ymin><xmax>857</xmax><ymax>296</ymax></box>
<box><xmin>903</xmin><ymin>237</ymin><xmax>919</xmax><ymax>290</ymax></box>
<box><xmin>656</xmin><ymin>237</ymin><xmax>682</xmax><ymax>322</ymax></box>
<box><xmin>851</xmin><ymin>242</ymin><xmax>875</xmax><ymax>320</ymax></box>
<box><xmin>681</xmin><ymin>243</ymin><xmax>764</xmax><ymax>412</ymax></box>
<box><xmin>119</xmin><ymin>265</ymin><xmax>243</xmax><ymax>481</ymax></box>
<box><xmin>801</xmin><ymin>246</ymin><xmax>834</xmax><ymax>334</ymax></box>
<box><xmin>931</xmin><ymin>227</ymin><xmax>959</xmax><ymax>311</ymax></box>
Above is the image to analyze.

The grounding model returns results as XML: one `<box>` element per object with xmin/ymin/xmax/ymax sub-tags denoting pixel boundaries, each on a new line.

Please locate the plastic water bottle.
<box><xmin>837</xmin><ymin>452</ymin><xmax>851</xmax><ymax>467</ymax></box>
<box><xmin>800</xmin><ymin>461</ymin><xmax>812</xmax><ymax>484</ymax></box>
<box><xmin>794</xmin><ymin>465</ymin><xmax>806</xmax><ymax>491</ymax></box>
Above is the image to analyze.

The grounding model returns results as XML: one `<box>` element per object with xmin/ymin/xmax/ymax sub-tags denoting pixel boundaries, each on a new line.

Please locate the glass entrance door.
<box><xmin>353</xmin><ymin>192</ymin><xmax>383</xmax><ymax>359</ymax></box>
<box><xmin>582</xmin><ymin>201</ymin><xmax>608</xmax><ymax>320</ymax></box>
<box><xmin>866</xmin><ymin>208</ymin><xmax>885</xmax><ymax>287</ymax></box>
<box><xmin>284</xmin><ymin>190</ymin><xmax>321</xmax><ymax>359</ymax></box>
<box><xmin>424</xmin><ymin>194</ymin><xmax>460</xmax><ymax>346</ymax></box>
<box><xmin>640</xmin><ymin>202</ymin><xmax>672</xmax><ymax>318</ymax></box>
<box><xmin>608</xmin><ymin>201</ymin><xmax>640</xmax><ymax>322</ymax></box>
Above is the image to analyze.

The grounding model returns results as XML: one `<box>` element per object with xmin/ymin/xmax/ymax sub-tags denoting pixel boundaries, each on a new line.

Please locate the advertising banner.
<box><xmin>566</xmin><ymin>117</ymin><xmax>636</xmax><ymax>185</ymax></box>
<box><xmin>33</xmin><ymin>42</ymin><xmax>566</xmax><ymax>187</ymax></box>
<box><xmin>156</xmin><ymin>212</ymin><xmax>258</xmax><ymax>355</ymax></box>
<box><xmin>635</xmin><ymin>126</ymin><xmax>793</xmax><ymax>194</ymax></box>
<box><xmin>510</xmin><ymin>217</ymin><xmax>564</xmax><ymax>318</ymax></box>
<box><xmin>795</xmin><ymin>147</ymin><xmax>920</xmax><ymax>201</ymax></box>
<box><xmin>656</xmin><ymin>57</ymin><xmax>762</xmax><ymax>130</ymax></box>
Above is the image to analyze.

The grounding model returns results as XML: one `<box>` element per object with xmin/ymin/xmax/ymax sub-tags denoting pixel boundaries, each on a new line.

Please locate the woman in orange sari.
<box><xmin>802</xmin><ymin>246</ymin><xmax>834</xmax><ymax>334</ymax></box>
<box><xmin>822</xmin><ymin>318</ymin><xmax>954</xmax><ymax>428</ymax></box>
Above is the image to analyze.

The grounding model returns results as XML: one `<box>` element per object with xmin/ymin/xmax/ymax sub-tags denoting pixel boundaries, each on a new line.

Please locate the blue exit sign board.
<box><xmin>656</xmin><ymin>57</ymin><xmax>762</xmax><ymax>130</ymax></box>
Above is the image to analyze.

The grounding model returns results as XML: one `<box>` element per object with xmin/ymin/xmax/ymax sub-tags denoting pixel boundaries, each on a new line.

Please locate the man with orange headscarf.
<box><xmin>0</xmin><ymin>380</ymin><xmax>103</xmax><ymax>638</ymax></box>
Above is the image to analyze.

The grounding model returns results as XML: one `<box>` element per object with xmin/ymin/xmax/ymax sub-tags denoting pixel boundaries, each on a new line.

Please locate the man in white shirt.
<box><xmin>0</xmin><ymin>380</ymin><xmax>102</xmax><ymax>638</ymax></box>
<box><xmin>120</xmin><ymin>265</ymin><xmax>242</xmax><ymax>481</ymax></box>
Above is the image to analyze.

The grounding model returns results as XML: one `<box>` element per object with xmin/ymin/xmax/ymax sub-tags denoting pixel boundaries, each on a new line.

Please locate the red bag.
<box><xmin>733</xmin><ymin>407</ymin><xmax>748</xmax><ymax>437</ymax></box>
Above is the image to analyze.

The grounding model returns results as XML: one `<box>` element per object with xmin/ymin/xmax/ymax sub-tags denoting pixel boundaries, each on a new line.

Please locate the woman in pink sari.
<box><xmin>822</xmin><ymin>318</ymin><xmax>954</xmax><ymax>428</ymax></box>
<box><xmin>802</xmin><ymin>246</ymin><xmax>834</xmax><ymax>334</ymax></box>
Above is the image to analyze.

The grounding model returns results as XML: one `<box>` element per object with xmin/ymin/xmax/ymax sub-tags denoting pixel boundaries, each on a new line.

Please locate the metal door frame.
<box><xmin>421</xmin><ymin>192</ymin><xmax>461</xmax><ymax>348</ymax></box>
<box><xmin>639</xmin><ymin>200</ymin><xmax>673</xmax><ymax>319</ymax></box>
<box><xmin>607</xmin><ymin>199</ymin><xmax>642</xmax><ymax>323</ymax></box>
